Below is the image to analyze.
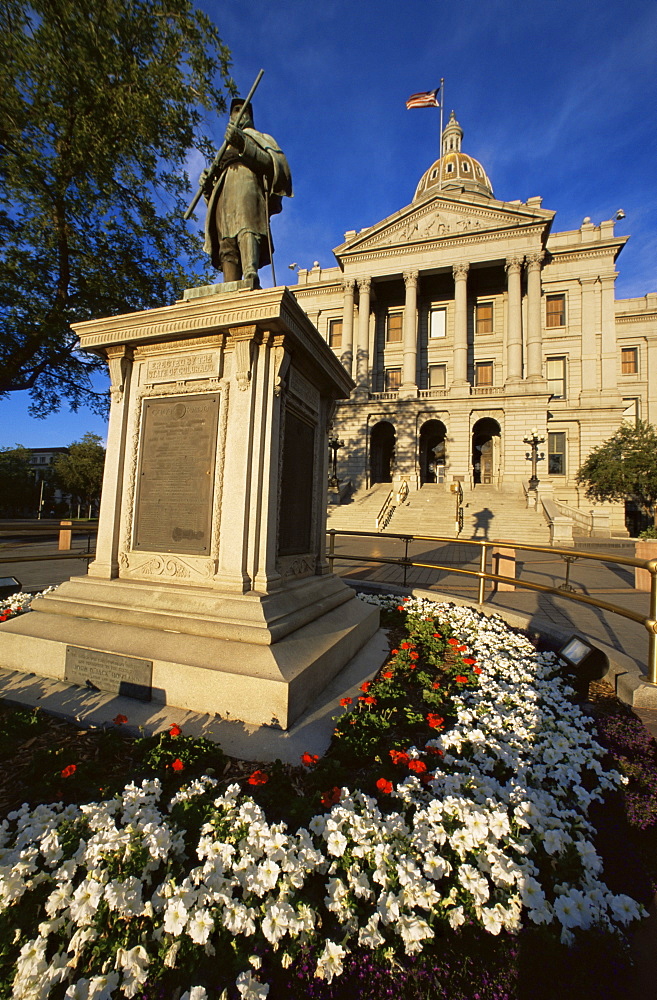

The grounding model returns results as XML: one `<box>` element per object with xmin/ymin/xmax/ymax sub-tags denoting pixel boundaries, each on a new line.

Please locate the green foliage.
<box><xmin>53</xmin><ymin>432</ymin><xmax>105</xmax><ymax>509</ymax></box>
<box><xmin>0</xmin><ymin>444</ymin><xmax>37</xmax><ymax>516</ymax></box>
<box><xmin>0</xmin><ymin>0</ymin><xmax>235</xmax><ymax>416</ymax></box>
<box><xmin>639</xmin><ymin>526</ymin><xmax>657</xmax><ymax>539</ymax></box>
<box><xmin>576</xmin><ymin>420</ymin><xmax>657</xmax><ymax>524</ymax></box>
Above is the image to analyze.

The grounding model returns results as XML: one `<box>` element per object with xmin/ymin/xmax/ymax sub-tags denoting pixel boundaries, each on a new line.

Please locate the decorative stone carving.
<box><xmin>505</xmin><ymin>255</ymin><xmax>524</xmax><ymax>273</ymax></box>
<box><xmin>106</xmin><ymin>346</ymin><xmax>133</xmax><ymax>401</ymax></box>
<box><xmin>273</xmin><ymin>336</ymin><xmax>291</xmax><ymax>397</ymax></box>
<box><xmin>526</xmin><ymin>251</ymin><xmax>545</xmax><ymax>271</ymax></box>
<box><xmin>403</xmin><ymin>270</ymin><xmax>419</xmax><ymax>288</ymax></box>
<box><xmin>452</xmin><ymin>262</ymin><xmax>470</xmax><ymax>279</ymax></box>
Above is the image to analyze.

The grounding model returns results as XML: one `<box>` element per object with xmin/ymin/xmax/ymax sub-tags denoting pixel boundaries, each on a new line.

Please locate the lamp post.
<box><xmin>523</xmin><ymin>427</ymin><xmax>545</xmax><ymax>491</ymax></box>
<box><xmin>328</xmin><ymin>435</ymin><xmax>344</xmax><ymax>489</ymax></box>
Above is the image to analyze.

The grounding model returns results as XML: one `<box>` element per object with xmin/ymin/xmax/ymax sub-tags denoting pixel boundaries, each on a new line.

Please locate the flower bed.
<box><xmin>0</xmin><ymin>594</ymin><xmax>648</xmax><ymax>999</ymax></box>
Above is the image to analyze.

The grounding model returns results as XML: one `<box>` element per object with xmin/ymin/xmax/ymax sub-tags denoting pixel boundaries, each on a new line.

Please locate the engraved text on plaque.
<box><xmin>65</xmin><ymin>646</ymin><xmax>153</xmax><ymax>701</ymax></box>
<box><xmin>134</xmin><ymin>393</ymin><xmax>219</xmax><ymax>554</ymax></box>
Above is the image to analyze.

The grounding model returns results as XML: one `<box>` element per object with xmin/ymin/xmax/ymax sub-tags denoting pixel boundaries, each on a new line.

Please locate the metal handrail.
<box><xmin>375</xmin><ymin>490</ymin><xmax>394</xmax><ymax>531</ymax></box>
<box><xmin>326</xmin><ymin>528</ymin><xmax>657</xmax><ymax>685</ymax></box>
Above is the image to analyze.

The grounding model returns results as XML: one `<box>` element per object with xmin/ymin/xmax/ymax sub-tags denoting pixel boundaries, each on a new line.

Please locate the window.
<box><xmin>386</xmin><ymin>312</ymin><xmax>403</xmax><ymax>343</ymax></box>
<box><xmin>546</xmin><ymin>294</ymin><xmax>566</xmax><ymax>328</ymax></box>
<box><xmin>548</xmin><ymin>432</ymin><xmax>566</xmax><ymax>475</ymax></box>
<box><xmin>474</xmin><ymin>361</ymin><xmax>493</xmax><ymax>387</ymax></box>
<box><xmin>546</xmin><ymin>356</ymin><xmax>566</xmax><ymax>398</ymax></box>
<box><xmin>384</xmin><ymin>368</ymin><xmax>401</xmax><ymax>391</ymax></box>
<box><xmin>429</xmin><ymin>364</ymin><xmax>446</xmax><ymax>389</ymax></box>
<box><xmin>622</xmin><ymin>398</ymin><xmax>640</xmax><ymax>425</ymax></box>
<box><xmin>429</xmin><ymin>307</ymin><xmax>446</xmax><ymax>338</ymax></box>
<box><xmin>621</xmin><ymin>347</ymin><xmax>638</xmax><ymax>374</ymax></box>
<box><xmin>328</xmin><ymin>319</ymin><xmax>342</xmax><ymax>350</ymax></box>
<box><xmin>475</xmin><ymin>301</ymin><xmax>493</xmax><ymax>334</ymax></box>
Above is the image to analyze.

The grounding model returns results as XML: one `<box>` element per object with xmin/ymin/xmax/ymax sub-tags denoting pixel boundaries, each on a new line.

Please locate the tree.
<box><xmin>576</xmin><ymin>420</ymin><xmax>657</xmax><ymax>527</ymax></box>
<box><xmin>0</xmin><ymin>445</ymin><xmax>38</xmax><ymax>517</ymax></box>
<box><xmin>0</xmin><ymin>0</ymin><xmax>235</xmax><ymax>416</ymax></box>
<box><xmin>53</xmin><ymin>433</ymin><xmax>106</xmax><ymax>515</ymax></box>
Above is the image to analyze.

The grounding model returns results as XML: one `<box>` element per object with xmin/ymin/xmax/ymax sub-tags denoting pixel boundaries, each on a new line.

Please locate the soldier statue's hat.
<box><xmin>230</xmin><ymin>97</ymin><xmax>253</xmax><ymax>118</ymax></box>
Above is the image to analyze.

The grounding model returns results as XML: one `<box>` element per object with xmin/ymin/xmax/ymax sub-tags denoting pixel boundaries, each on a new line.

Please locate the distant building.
<box><xmin>26</xmin><ymin>447</ymin><xmax>68</xmax><ymax>481</ymax></box>
<box><xmin>292</xmin><ymin>112</ymin><xmax>656</xmax><ymax>533</ymax></box>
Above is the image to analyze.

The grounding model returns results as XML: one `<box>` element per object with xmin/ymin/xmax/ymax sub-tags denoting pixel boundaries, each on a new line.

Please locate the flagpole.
<box><xmin>438</xmin><ymin>78</ymin><xmax>445</xmax><ymax>191</ymax></box>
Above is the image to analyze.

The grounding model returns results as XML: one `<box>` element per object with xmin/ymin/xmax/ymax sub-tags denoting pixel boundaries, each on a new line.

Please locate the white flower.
<box><xmin>163</xmin><ymin>898</ymin><xmax>188</xmax><ymax>935</ymax></box>
<box><xmin>188</xmin><ymin>908</ymin><xmax>215</xmax><ymax>945</ymax></box>
<box><xmin>236</xmin><ymin>969</ymin><xmax>269</xmax><ymax>998</ymax></box>
<box><xmin>315</xmin><ymin>940</ymin><xmax>346</xmax><ymax>983</ymax></box>
<box><xmin>326</xmin><ymin>830</ymin><xmax>348</xmax><ymax>857</ymax></box>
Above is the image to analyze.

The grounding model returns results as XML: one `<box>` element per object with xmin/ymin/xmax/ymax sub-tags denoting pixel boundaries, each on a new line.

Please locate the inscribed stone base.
<box><xmin>0</xmin><ymin>592</ymin><xmax>379</xmax><ymax>730</ymax></box>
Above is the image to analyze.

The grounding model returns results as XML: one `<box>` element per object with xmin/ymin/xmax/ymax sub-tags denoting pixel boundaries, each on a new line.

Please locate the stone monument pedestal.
<box><xmin>0</xmin><ymin>287</ymin><xmax>378</xmax><ymax>728</ymax></box>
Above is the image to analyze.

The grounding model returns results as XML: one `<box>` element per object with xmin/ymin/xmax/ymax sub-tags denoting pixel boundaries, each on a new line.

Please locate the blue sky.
<box><xmin>2</xmin><ymin>0</ymin><xmax>656</xmax><ymax>448</ymax></box>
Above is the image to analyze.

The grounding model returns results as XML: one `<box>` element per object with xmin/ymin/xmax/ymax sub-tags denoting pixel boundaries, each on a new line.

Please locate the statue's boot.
<box><xmin>238</xmin><ymin>231</ymin><xmax>261</xmax><ymax>288</ymax></box>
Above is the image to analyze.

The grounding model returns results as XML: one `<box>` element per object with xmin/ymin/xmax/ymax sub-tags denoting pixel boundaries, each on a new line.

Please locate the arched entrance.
<box><xmin>472</xmin><ymin>418</ymin><xmax>501</xmax><ymax>485</ymax></box>
<box><xmin>370</xmin><ymin>421</ymin><xmax>396</xmax><ymax>484</ymax></box>
<box><xmin>419</xmin><ymin>420</ymin><xmax>447</xmax><ymax>484</ymax></box>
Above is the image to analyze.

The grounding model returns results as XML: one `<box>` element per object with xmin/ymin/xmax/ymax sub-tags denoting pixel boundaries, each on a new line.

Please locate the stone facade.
<box><xmin>291</xmin><ymin>113</ymin><xmax>657</xmax><ymax>533</ymax></box>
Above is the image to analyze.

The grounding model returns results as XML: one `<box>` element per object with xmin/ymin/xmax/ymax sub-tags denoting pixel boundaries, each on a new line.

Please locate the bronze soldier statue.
<box><xmin>200</xmin><ymin>98</ymin><xmax>292</xmax><ymax>287</ymax></box>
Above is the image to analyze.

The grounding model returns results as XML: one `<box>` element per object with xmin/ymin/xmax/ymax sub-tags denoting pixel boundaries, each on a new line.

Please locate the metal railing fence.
<box><xmin>327</xmin><ymin>529</ymin><xmax>657</xmax><ymax>685</ymax></box>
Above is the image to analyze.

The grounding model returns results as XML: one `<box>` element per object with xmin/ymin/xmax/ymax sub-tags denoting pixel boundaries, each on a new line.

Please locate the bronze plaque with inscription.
<box><xmin>134</xmin><ymin>394</ymin><xmax>219</xmax><ymax>554</ymax></box>
<box><xmin>65</xmin><ymin>646</ymin><xmax>152</xmax><ymax>701</ymax></box>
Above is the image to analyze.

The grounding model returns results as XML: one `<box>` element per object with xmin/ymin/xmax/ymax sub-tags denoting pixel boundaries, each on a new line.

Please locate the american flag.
<box><xmin>406</xmin><ymin>88</ymin><xmax>441</xmax><ymax>110</ymax></box>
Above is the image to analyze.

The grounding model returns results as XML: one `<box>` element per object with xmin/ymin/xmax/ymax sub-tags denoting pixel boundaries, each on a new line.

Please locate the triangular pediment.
<box><xmin>334</xmin><ymin>193</ymin><xmax>554</xmax><ymax>259</ymax></box>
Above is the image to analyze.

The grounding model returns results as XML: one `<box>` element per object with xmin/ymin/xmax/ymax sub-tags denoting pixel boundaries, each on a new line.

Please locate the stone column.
<box><xmin>579</xmin><ymin>276</ymin><xmax>598</xmax><ymax>392</ymax></box>
<box><xmin>600</xmin><ymin>274</ymin><xmax>618</xmax><ymax>391</ymax></box>
<box><xmin>341</xmin><ymin>278</ymin><xmax>355</xmax><ymax>377</ymax></box>
<box><xmin>87</xmin><ymin>346</ymin><xmax>133</xmax><ymax>579</ymax></box>
<box><xmin>505</xmin><ymin>256</ymin><xmax>523</xmax><ymax>383</ymax></box>
<box><xmin>356</xmin><ymin>277</ymin><xmax>371</xmax><ymax>388</ymax></box>
<box><xmin>452</xmin><ymin>263</ymin><xmax>469</xmax><ymax>385</ymax></box>
<box><xmin>400</xmin><ymin>270</ymin><xmax>419</xmax><ymax>397</ymax></box>
<box><xmin>526</xmin><ymin>252</ymin><xmax>544</xmax><ymax>380</ymax></box>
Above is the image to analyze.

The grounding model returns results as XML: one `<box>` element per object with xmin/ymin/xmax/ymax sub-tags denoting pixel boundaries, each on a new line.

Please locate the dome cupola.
<box><xmin>414</xmin><ymin>111</ymin><xmax>493</xmax><ymax>201</ymax></box>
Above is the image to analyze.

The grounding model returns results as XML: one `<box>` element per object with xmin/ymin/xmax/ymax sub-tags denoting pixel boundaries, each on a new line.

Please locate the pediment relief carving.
<box><xmin>343</xmin><ymin>201</ymin><xmax>543</xmax><ymax>253</ymax></box>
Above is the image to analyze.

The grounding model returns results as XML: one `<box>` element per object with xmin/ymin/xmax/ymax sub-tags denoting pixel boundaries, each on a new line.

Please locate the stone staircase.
<box><xmin>326</xmin><ymin>483</ymin><xmax>393</xmax><ymax>533</ymax></box>
<box><xmin>387</xmin><ymin>484</ymin><xmax>552</xmax><ymax>545</ymax></box>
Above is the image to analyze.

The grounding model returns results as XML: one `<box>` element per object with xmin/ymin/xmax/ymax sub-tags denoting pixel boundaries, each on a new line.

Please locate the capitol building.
<box><xmin>291</xmin><ymin>113</ymin><xmax>656</xmax><ymax>534</ymax></box>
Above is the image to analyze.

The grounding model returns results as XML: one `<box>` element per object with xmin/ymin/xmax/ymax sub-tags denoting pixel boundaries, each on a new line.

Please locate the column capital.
<box><xmin>342</xmin><ymin>278</ymin><xmax>356</xmax><ymax>293</ymax></box>
<box><xmin>505</xmin><ymin>255</ymin><xmax>524</xmax><ymax>274</ymax></box>
<box><xmin>452</xmin><ymin>262</ymin><xmax>469</xmax><ymax>280</ymax></box>
<box><xmin>357</xmin><ymin>277</ymin><xmax>371</xmax><ymax>294</ymax></box>
<box><xmin>403</xmin><ymin>270</ymin><xmax>419</xmax><ymax>287</ymax></box>
<box><xmin>526</xmin><ymin>251</ymin><xmax>545</xmax><ymax>271</ymax></box>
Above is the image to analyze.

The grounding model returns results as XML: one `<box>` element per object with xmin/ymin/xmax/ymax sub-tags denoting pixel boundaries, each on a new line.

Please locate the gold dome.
<box><xmin>414</xmin><ymin>112</ymin><xmax>493</xmax><ymax>202</ymax></box>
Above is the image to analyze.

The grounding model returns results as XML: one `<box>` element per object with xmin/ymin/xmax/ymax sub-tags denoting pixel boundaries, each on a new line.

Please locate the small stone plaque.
<box><xmin>134</xmin><ymin>393</ymin><xmax>219</xmax><ymax>554</ymax></box>
<box><xmin>65</xmin><ymin>646</ymin><xmax>152</xmax><ymax>701</ymax></box>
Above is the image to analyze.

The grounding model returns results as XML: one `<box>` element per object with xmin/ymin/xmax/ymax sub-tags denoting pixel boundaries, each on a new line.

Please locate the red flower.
<box><xmin>376</xmin><ymin>778</ymin><xmax>393</xmax><ymax>794</ymax></box>
<box><xmin>169</xmin><ymin>723</ymin><xmax>182</xmax><ymax>737</ymax></box>
<box><xmin>474</xmin><ymin>666</ymin><xmax>482</xmax><ymax>675</ymax></box>
<box><xmin>61</xmin><ymin>764</ymin><xmax>77</xmax><ymax>778</ymax></box>
<box><xmin>426</xmin><ymin>746</ymin><xmax>444</xmax><ymax>757</ymax></box>
<box><xmin>462</xmin><ymin>658</ymin><xmax>476</xmax><ymax>666</ymax></box>
<box><xmin>340</xmin><ymin>697</ymin><xmax>352</xmax><ymax>707</ymax></box>
<box><xmin>400</xmin><ymin>642</ymin><xmax>412</xmax><ymax>650</ymax></box>
<box><xmin>432</xmin><ymin>681</ymin><xmax>441</xmax><ymax>689</ymax></box>
<box><xmin>382</xmin><ymin>670</ymin><xmax>394</xmax><ymax>679</ymax></box>
<box><xmin>391</xmin><ymin>649</ymin><xmax>399</xmax><ymax>656</ymax></box>
<box><xmin>112</xmin><ymin>714</ymin><xmax>128</xmax><ymax>725</ymax></box>
<box><xmin>409</xmin><ymin>651</ymin><xmax>419</xmax><ymax>660</ymax></box>
<box><xmin>408</xmin><ymin>760</ymin><xmax>428</xmax><ymax>774</ymax></box>
<box><xmin>397</xmin><ymin>606</ymin><xmax>405</xmax><ymax>612</ymax></box>
<box><xmin>360</xmin><ymin>695</ymin><xmax>377</xmax><ymax>705</ymax></box>
<box><xmin>248</xmin><ymin>769</ymin><xmax>268</xmax><ymax>785</ymax></box>
<box><xmin>320</xmin><ymin>786</ymin><xmax>341</xmax><ymax>808</ymax></box>
<box><xmin>389</xmin><ymin>749</ymin><xmax>409</xmax><ymax>766</ymax></box>
<box><xmin>447</xmin><ymin>638</ymin><xmax>459</xmax><ymax>646</ymax></box>
<box><xmin>171</xmin><ymin>758</ymin><xmax>184</xmax><ymax>772</ymax></box>
<box><xmin>426</xmin><ymin>713</ymin><xmax>444</xmax><ymax>729</ymax></box>
<box><xmin>455</xmin><ymin>675</ymin><xmax>469</xmax><ymax>683</ymax></box>
<box><xmin>301</xmin><ymin>752</ymin><xmax>320</xmax><ymax>766</ymax></box>
<box><xmin>360</xmin><ymin>681</ymin><xmax>371</xmax><ymax>692</ymax></box>
<box><xmin>433</xmin><ymin>633</ymin><xmax>442</xmax><ymax>639</ymax></box>
<box><xmin>457</xmin><ymin>645</ymin><xmax>468</xmax><ymax>653</ymax></box>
